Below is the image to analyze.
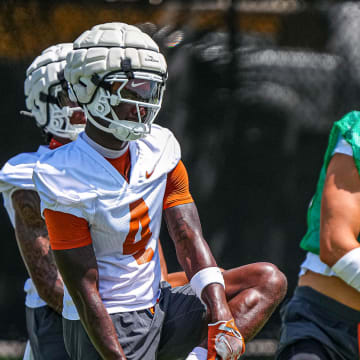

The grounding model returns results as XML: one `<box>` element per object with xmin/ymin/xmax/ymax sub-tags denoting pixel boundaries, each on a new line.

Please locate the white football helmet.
<box><xmin>24</xmin><ymin>43</ymin><xmax>85</xmax><ymax>140</ymax></box>
<box><xmin>64</xmin><ymin>22</ymin><xmax>168</xmax><ymax>141</ymax></box>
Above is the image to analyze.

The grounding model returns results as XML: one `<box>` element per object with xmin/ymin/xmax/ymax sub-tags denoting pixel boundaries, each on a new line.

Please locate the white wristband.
<box><xmin>190</xmin><ymin>267</ymin><xmax>225</xmax><ymax>299</ymax></box>
<box><xmin>331</xmin><ymin>247</ymin><xmax>360</xmax><ymax>291</ymax></box>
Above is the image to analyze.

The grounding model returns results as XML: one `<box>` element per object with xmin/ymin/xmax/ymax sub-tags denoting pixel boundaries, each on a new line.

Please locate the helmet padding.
<box><xmin>24</xmin><ymin>43</ymin><xmax>85</xmax><ymax>140</ymax></box>
<box><xmin>64</xmin><ymin>22</ymin><xmax>167</xmax><ymax>142</ymax></box>
<box><xmin>64</xmin><ymin>22</ymin><xmax>167</xmax><ymax>104</ymax></box>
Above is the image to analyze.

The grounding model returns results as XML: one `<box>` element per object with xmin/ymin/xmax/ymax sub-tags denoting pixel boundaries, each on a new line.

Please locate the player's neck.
<box><xmin>83</xmin><ymin>132</ymin><xmax>129</xmax><ymax>159</ymax></box>
<box><xmin>85</xmin><ymin>121</ymin><xmax>128</xmax><ymax>151</ymax></box>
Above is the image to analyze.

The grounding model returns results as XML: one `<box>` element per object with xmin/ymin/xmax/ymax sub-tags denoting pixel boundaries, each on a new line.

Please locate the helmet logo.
<box><xmin>145</xmin><ymin>54</ymin><xmax>159</xmax><ymax>63</ymax></box>
<box><xmin>131</xmin><ymin>81</ymin><xmax>147</xmax><ymax>88</ymax></box>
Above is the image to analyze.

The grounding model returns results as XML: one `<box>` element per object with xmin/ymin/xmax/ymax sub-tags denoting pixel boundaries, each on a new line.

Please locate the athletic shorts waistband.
<box><xmin>295</xmin><ymin>286</ymin><xmax>360</xmax><ymax>323</ymax></box>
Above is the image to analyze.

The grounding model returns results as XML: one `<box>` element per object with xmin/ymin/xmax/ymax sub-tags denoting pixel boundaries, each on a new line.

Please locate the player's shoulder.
<box><xmin>35</xmin><ymin>139</ymin><xmax>103</xmax><ymax>182</ymax></box>
<box><xmin>36</xmin><ymin>140</ymin><xmax>80</xmax><ymax>168</ymax></box>
<box><xmin>149</xmin><ymin>124</ymin><xmax>177</xmax><ymax>139</ymax></box>
<box><xmin>336</xmin><ymin>110</ymin><xmax>360</xmax><ymax>127</ymax></box>
<box><xmin>34</xmin><ymin>139</ymin><xmax>92</xmax><ymax>186</ymax></box>
<box><xmin>340</xmin><ymin>110</ymin><xmax>360</xmax><ymax>119</ymax></box>
<box><xmin>333</xmin><ymin>111</ymin><xmax>360</xmax><ymax>146</ymax></box>
<box><xmin>149</xmin><ymin>124</ymin><xmax>176</xmax><ymax>137</ymax></box>
<box><xmin>1</xmin><ymin>146</ymin><xmax>49</xmax><ymax>170</ymax></box>
<box><xmin>140</xmin><ymin>124</ymin><xmax>180</xmax><ymax>155</ymax></box>
<box><xmin>33</xmin><ymin>140</ymin><xmax>97</xmax><ymax>207</ymax></box>
<box><xmin>137</xmin><ymin>124</ymin><xmax>181</xmax><ymax>170</ymax></box>
<box><xmin>33</xmin><ymin>137</ymin><xmax>123</xmax><ymax>202</ymax></box>
<box><xmin>0</xmin><ymin>146</ymin><xmax>50</xmax><ymax>190</ymax></box>
<box><xmin>35</xmin><ymin>137</ymin><xmax>116</xmax><ymax>180</ymax></box>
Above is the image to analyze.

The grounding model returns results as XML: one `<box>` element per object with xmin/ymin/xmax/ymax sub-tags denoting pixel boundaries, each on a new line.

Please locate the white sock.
<box><xmin>185</xmin><ymin>346</ymin><xmax>208</xmax><ymax>360</ymax></box>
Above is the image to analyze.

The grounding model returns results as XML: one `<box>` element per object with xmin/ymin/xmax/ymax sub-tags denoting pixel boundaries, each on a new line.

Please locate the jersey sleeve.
<box><xmin>44</xmin><ymin>209</ymin><xmax>92</xmax><ymax>250</ymax></box>
<box><xmin>163</xmin><ymin>160</ymin><xmax>194</xmax><ymax>210</ymax></box>
<box><xmin>0</xmin><ymin>151</ymin><xmax>43</xmax><ymax>193</ymax></box>
<box><xmin>32</xmin><ymin>148</ymin><xmax>96</xmax><ymax>222</ymax></box>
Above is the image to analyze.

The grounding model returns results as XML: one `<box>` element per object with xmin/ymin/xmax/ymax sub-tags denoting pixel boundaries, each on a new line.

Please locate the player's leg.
<box><xmin>62</xmin><ymin>318</ymin><xmax>101</xmax><ymax>360</ymax></box>
<box><xmin>277</xmin><ymin>286</ymin><xmax>360</xmax><ymax>360</ymax></box>
<box><xmin>63</xmin><ymin>304</ymin><xmax>164</xmax><ymax>360</ymax></box>
<box><xmin>159</xmin><ymin>263</ymin><xmax>286</xmax><ymax>359</ymax></box>
<box><xmin>26</xmin><ymin>305</ymin><xmax>70</xmax><ymax>360</ymax></box>
<box><xmin>157</xmin><ymin>282</ymin><xmax>207</xmax><ymax>360</ymax></box>
<box><xmin>222</xmin><ymin>262</ymin><xmax>287</xmax><ymax>341</ymax></box>
<box><xmin>22</xmin><ymin>340</ymin><xmax>34</xmax><ymax>360</ymax></box>
<box><xmin>25</xmin><ymin>307</ymin><xmax>41</xmax><ymax>359</ymax></box>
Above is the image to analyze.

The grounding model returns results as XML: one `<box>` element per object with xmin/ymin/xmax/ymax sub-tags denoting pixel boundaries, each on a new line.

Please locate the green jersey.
<box><xmin>300</xmin><ymin>111</ymin><xmax>360</xmax><ymax>254</ymax></box>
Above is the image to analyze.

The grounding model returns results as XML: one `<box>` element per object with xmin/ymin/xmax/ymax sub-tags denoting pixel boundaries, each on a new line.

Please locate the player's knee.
<box><xmin>258</xmin><ymin>263</ymin><xmax>287</xmax><ymax>301</ymax></box>
<box><xmin>244</xmin><ymin>288</ymin><xmax>262</xmax><ymax>309</ymax></box>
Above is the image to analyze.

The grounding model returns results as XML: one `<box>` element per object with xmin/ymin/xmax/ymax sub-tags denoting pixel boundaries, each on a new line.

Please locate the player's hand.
<box><xmin>207</xmin><ymin>318</ymin><xmax>245</xmax><ymax>360</ymax></box>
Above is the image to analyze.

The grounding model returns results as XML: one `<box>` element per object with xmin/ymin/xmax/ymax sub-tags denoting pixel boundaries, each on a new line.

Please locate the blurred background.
<box><xmin>1</xmin><ymin>0</ymin><xmax>359</xmax><ymax>358</ymax></box>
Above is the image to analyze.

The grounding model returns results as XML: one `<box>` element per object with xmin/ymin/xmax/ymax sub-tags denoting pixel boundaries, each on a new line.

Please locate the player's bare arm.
<box><xmin>164</xmin><ymin>202</ymin><xmax>244</xmax><ymax>354</ymax></box>
<box><xmin>53</xmin><ymin>245</ymin><xmax>126</xmax><ymax>360</ymax></box>
<box><xmin>320</xmin><ymin>153</ymin><xmax>360</xmax><ymax>266</ymax></box>
<box><xmin>166</xmin><ymin>271</ymin><xmax>189</xmax><ymax>287</ymax></box>
<box><xmin>166</xmin><ymin>202</ymin><xmax>287</xmax><ymax>357</ymax></box>
<box><xmin>299</xmin><ymin>152</ymin><xmax>360</xmax><ymax>310</ymax></box>
<box><xmin>164</xmin><ymin>203</ymin><xmax>228</xmax><ymax>316</ymax></box>
<box><xmin>158</xmin><ymin>240</ymin><xmax>169</xmax><ymax>281</ymax></box>
<box><xmin>165</xmin><ymin>203</ymin><xmax>217</xmax><ymax>278</ymax></box>
<box><xmin>12</xmin><ymin>189</ymin><xmax>63</xmax><ymax>314</ymax></box>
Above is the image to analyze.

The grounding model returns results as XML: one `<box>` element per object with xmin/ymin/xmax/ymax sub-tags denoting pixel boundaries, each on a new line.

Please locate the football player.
<box><xmin>33</xmin><ymin>23</ymin><xmax>287</xmax><ymax>360</ymax></box>
<box><xmin>277</xmin><ymin>111</ymin><xmax>360</xmax><ymax>360</ymax></box>
<box><xmin>0</xmin><ymin>43</ymin><xmax>85</xmax><ymax>359</ymax></box>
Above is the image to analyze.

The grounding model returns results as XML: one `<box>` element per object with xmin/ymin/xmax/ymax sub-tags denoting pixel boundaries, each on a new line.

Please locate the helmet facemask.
<box><xmin>45</xmin><ymin>82</ymin><xmax>85</xmax><ymax>141</ymax></box>
<box><xmin>83</xmin><ymin>71</ymin><xmax>165</xmax><ymax>141</ymax></box>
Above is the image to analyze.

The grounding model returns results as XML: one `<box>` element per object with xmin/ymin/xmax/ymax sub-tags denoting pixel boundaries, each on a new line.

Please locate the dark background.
<box><xmin>1</xmin><ymin>0</ymin><xmax>359</xmax><ymax>357</ymax></box>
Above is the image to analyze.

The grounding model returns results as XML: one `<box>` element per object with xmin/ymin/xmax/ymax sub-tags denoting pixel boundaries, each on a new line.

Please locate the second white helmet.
<box><xmin>24</xmin><ymin>43</ymin><xmax>85</xmax><ymax>140</ymax></box>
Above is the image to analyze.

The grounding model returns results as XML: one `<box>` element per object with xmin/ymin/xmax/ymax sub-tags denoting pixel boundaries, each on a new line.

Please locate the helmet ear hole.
<box><xmin>87</xmin><ymin>88</ymin><xmax>111</xmax><ymax>117</ymax></box>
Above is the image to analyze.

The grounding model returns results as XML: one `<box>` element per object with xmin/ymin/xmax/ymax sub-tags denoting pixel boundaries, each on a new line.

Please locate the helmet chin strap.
<box><xmin>84</xmin><ymin>106</ymin><xmax>114</xmax><ymax>134</ymax></box>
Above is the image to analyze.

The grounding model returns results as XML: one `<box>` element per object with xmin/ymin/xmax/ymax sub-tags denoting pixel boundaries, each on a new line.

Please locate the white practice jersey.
<box><xmin>33</xmin><ymin>125</ymin><xmax>181</xmax><ymax>320</ymax></box>
<box><xmin>0</xmin><ymin>146</ymin><xmax>50</xmax><ymax>308</ymax></box>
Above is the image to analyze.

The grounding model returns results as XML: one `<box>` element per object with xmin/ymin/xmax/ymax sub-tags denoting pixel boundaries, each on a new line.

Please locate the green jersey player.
<box><xmin>277</xmin><ymin>111</ymin><xmax>360</xmax><ymax>360</ymax></box>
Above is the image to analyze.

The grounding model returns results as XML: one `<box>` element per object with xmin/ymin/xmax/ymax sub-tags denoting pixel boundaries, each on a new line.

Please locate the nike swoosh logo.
<box><xmin>131</xmin><ymin>82</ymin><xmax>147</xmax><ymax>88</ymax></box>
<box><xmin>145</xmin><ymin>169</ymin><xmax>155</xmax><ymax>179</ymax></box>
<box><xmin>145</xmin><ymin>148</ymin><xmax>163</xmax><ymax>179</ymax></box>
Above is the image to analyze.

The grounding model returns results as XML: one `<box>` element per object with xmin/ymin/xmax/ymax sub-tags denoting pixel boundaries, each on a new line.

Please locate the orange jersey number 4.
<box><xmin>123</xmin><ymin>198</ymin><xmax>154</xmax><ymax>265</ymax></box>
